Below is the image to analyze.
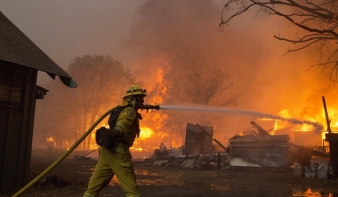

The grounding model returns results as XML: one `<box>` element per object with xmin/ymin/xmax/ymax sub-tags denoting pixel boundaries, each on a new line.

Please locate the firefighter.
<box><xmin>83</xmin><ymin>85</ymin><xmax>147</xmax><ymax>197</ymax></box>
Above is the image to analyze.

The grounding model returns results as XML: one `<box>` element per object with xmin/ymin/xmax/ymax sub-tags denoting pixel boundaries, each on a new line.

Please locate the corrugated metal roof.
<box><xmin>0</xmin><ymin>11</ymin><xmax>77</xmax><ymax>88</ymax></box>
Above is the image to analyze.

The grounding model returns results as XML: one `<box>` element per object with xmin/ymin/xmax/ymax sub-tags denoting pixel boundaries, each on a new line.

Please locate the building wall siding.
<box><xmin>0</xmin><ymin>63</ymin><xmax>37</xmax><ymax>192</ymax></box>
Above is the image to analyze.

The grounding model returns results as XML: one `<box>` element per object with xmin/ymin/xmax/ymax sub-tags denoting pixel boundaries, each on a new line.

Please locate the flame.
<box><xmin>152</xmin><ymin>68</ymin><xmax>166</xmax><ymax>104</ymax></box>
<box><xmin>46</xmin><ymin>137</ymin><xmax>54</xmax><ymax>143</ymax></box>
<box><xmin>130</xmin><ymin>147</ymin><xmax>143</xmax><ymax>151</ymax></box>
<box><xmin>139</xmin><ymin>126</ymin><xmax>153</xmax><ymax>140</ymax></box>
<box><xmin>269</xmin><ymin>105</ymin><xmax>338</xmax><ymax>146</ymax></box>
<box><xmin>322</xmin><ymin>131</ymin><xmax>329</xmax><ymax>146</ymax></box>
<box><xmin>46</xmin><ymin>137</ymin><xmax>56</xmax><ymax>147</ymax></box>
<box><xmin>272</xmin><ymin>109</ymin><xmax>291</xmax><ymax>131</ymax></box>
<box><xmin>279</xmin><ymin>110</ymin><xmax>290</xmax><ymax>118</ymax></box>
<box><xmin>293</xmin><ymin>123</ymin><xmax>314</xmax><ymax>132</ymax></box>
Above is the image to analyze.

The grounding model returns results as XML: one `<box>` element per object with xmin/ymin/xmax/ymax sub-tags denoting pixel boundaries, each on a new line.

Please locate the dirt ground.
<box><xmin>1</xmin><ymin>149</ymin><xmax>338</xmax><ymax>197</ymax></box>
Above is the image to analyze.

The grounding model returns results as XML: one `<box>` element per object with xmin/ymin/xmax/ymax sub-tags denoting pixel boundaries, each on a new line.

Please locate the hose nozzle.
<box><xmin>141</xmin><ymin>104</ymin><xmax>160</xmax><ymax>112</ymax></box>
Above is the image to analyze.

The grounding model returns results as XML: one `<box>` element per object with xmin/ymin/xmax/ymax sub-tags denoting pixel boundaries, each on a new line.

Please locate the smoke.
<box><xmin>122</xmin><ymin>0</ymin><xmax>250</xmax><ymax>81</ymax></box>
<box><xmin>121</xmin><ymin>0</ymin><xmax>335</xmax><ymax>140</ymax></box>
<box><xmin>4</xmin><ymin>0</ymin><xmax>333</xmax><ymax>147</ymax></box>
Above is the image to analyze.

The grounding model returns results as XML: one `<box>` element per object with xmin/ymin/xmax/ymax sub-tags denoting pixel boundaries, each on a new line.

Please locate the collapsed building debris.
<box><xmin>146</xmin><ymin>119</ymin><xmax>335</xmax><ymax>179</ymax></box>
<box><xmin>147</xmin><ymin>123</ymin><xmax>230</xmax><ymax>170</ymax></box>
<box><xmin>247</xmin><ymin>120</ymin><xmax>334</xmax><ymax>179</ymax></box>
<box><xmin>184</xmin><ymin>123</ymin><xmax>214</xmax><ymax>155</ymax></box>
<box><xmin>228</xmin><ymin>121</ymin><xmax>329</xmax><ymax>169</ymax></box>
<box><xmin>228</xmin><ymin>134</ymin><xmax>289</xmax><ymax>168</ymax></box>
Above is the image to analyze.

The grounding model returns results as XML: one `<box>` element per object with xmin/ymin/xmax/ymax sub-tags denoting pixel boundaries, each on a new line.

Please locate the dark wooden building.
<box><xmin>0</xmin><ymin>11</ymin><xmax>76</xmax><ymax>192</ymax></box>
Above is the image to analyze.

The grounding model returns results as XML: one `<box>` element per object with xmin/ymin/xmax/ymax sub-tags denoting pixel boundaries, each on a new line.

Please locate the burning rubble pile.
<box><xmin>143</xmin><ymin>119</ymin><xmax>336</xmax><ymax>180</ymax></box>
<box><xmin>144</xmin><ymin>123</ymin><xmax>230</xmax><ymax>170</ymax></box>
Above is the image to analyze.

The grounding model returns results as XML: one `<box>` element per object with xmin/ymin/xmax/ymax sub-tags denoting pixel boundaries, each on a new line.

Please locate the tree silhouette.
<box><xmin>34</xmin><ymin>55</ymin><xmax>139</xmax><ymax>149</ymax></box>
<box><xmin>220</xmin><ymin>0</ymin><xmax>338</xmax><ymax>83</ymax></box>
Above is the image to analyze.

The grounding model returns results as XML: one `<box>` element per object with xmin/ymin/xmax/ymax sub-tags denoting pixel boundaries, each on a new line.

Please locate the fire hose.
<box><xmin>12</xmin><ymin>104</ymin><xmax>160</xmax><ymax>197</ymax></box>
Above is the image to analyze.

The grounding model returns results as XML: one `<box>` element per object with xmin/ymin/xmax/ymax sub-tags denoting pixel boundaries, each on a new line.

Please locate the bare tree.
<box><xmin>34</xmin><ymin>82</ymin><xmax>79</xmax><ymax>149</ymax></box>
<box><xmin>35</xmin><ymin>55</ymin><xmax>139</xmax><ymax>149</ymax></box>
<box><xmin>220</xmin><ymin>0</ymin><xmax>338</xmax><ymax>83</ymax></box>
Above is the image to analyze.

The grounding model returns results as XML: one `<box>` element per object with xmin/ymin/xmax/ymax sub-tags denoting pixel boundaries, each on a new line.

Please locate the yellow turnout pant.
<box><xmin>83</xmin><ymin>146</ymin><xmax>141</xmax><ymax>197</ymax></box>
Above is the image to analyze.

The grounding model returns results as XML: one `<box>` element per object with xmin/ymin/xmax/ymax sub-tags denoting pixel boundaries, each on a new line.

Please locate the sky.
<box><xmin>1</xmin><ymin>0</ymin><xmax>337</xmax><ymax>146</ymax></box>
<box><xmin>0</xmin><ymin>0</ymin><xmax>144</xmax><ymax>81</ymax></box>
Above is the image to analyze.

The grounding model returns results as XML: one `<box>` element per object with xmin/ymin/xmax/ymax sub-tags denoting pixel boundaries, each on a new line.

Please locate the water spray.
<box><xmin>159</xmin><ymin>105</ymin><xmax>324</xmax><ymax>133</ymax></box>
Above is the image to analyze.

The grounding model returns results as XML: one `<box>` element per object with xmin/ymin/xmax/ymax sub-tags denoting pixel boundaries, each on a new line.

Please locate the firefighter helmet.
<box><xmin>123</xmin><ymin>85</ymin><xmax>147</xmax><ymax>99</ymax></box>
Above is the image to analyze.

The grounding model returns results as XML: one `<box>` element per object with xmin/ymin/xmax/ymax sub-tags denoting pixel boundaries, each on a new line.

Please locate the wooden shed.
<box><xmin>0</xmin><ymin>11</ymin><xmax>76</xmax><ymax>192</ymax></box>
